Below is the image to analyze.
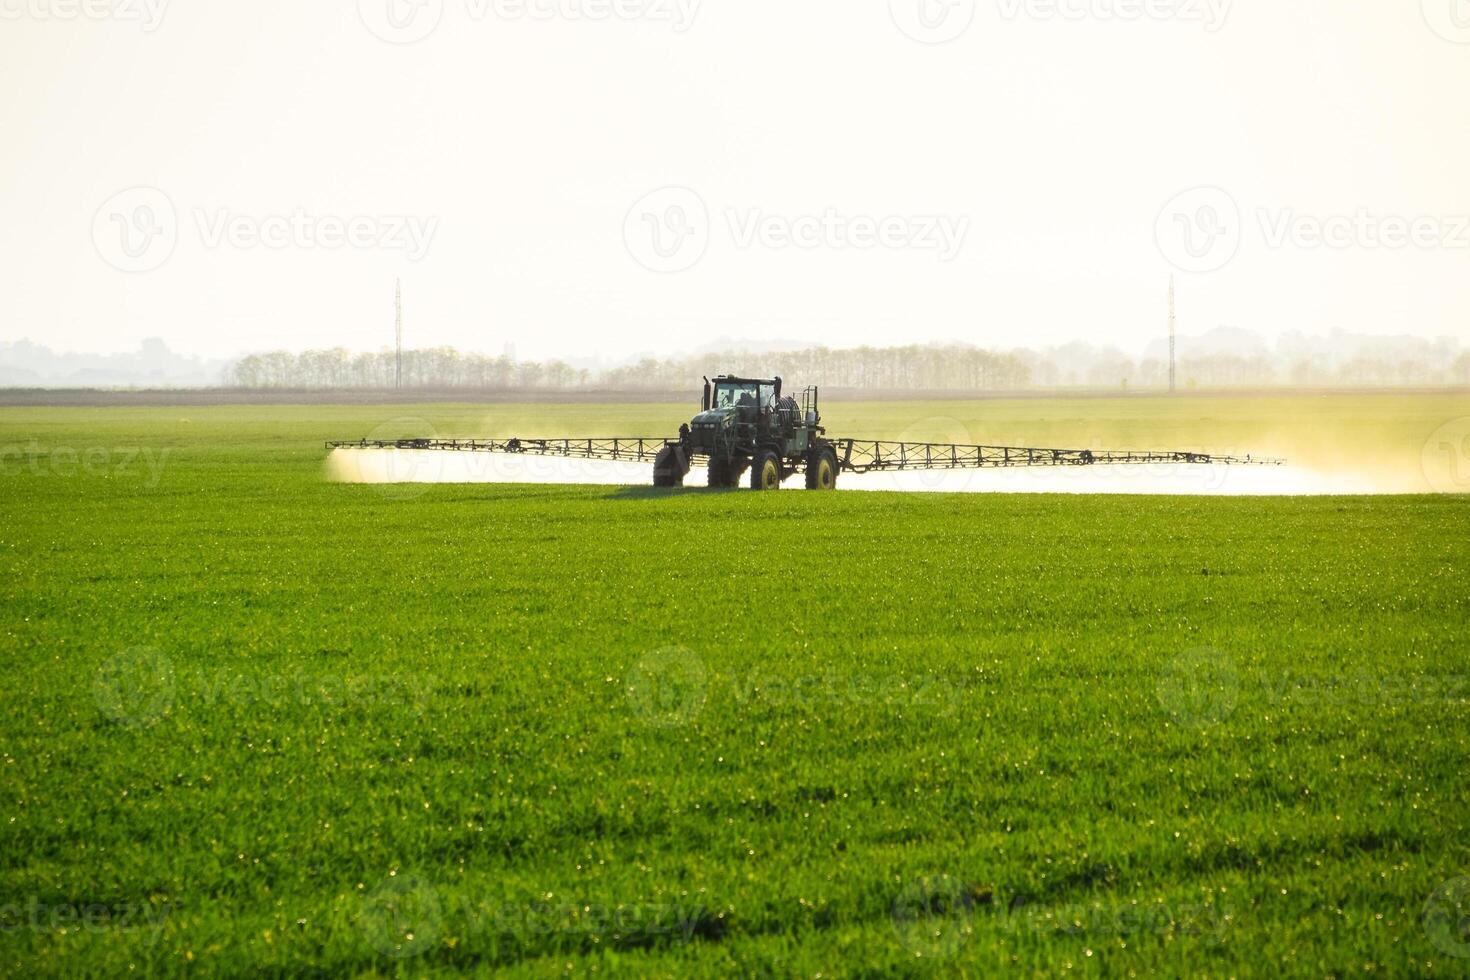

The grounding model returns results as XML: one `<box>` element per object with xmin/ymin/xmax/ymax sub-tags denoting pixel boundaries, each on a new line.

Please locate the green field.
<box><xmin>2</xmin><ymin>393</ymin><xmax>1468</xmax><ymax>976</ymax></box>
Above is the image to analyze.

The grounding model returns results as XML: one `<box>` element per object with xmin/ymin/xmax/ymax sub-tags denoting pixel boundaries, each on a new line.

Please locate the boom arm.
<box><xmin>836</xmin><ymin>439</ymin><xmax>1280</xmax><ymax>472</ymax></box>
<box><xmin>327</xmin><ymin>437</ymin><xmax>1283</xmax><ymax>470</ymax></box>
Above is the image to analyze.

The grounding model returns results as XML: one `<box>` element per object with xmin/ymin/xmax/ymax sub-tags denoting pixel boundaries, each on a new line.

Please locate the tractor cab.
<box><xmin>705</xmin><ymin>376</ymin><xmax>778</xmax><ymax>420</ymax></box>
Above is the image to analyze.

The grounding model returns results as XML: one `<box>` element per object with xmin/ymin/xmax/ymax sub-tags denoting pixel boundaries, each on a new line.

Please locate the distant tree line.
<box><xmin>598</xmin><ymin>345</ymin><xmax>1033</xmax><ymax>391</ymax></box>
<box><xmin>223</xmin><ymin>343</ymin><xmax>1470</xmax><ymax>391</ymax></box>
<box><xmin>223</xmin><ymin>344</ymin><xmax>1033</xmax><ymax>391</ymax></box>
<box><xmin>225</xmin><ymin>348</ymin><xmax>588</xmax><ymax>389</ymax></box>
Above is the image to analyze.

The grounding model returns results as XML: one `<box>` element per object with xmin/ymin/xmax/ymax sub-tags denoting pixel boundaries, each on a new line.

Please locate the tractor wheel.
<box><xmin>805</xmin><ymin>446</ymin><xmax>839</xmax><ymax>490</ymax></box>
<box><xmin>750</xmin><ymin>450</ymin><xmax>782</xmax><ymax>491</ymax></box>
<box><xmin>653</xmin><ymin>445</ymin><xmax>686</xmax><ymax>487</ymax></box>
<box><xmin>708</xmin><ymin>458</ymin><xmax>734</xmax><ymax>488</ymax></box>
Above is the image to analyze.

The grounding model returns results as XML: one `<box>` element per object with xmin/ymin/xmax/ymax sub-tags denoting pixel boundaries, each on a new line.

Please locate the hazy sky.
<box><xmin>2</xmin><ymin>0</ymin><xmax>1468</xmax><ymax>362</ymax></box>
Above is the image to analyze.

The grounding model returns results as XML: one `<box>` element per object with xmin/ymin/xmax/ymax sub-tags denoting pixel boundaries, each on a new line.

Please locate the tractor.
<box><xmin>652</xmin><ymin>376</ymin><xmax>839</xmax><ymax>490</ymax></box>
<box><xmin>329</xmin><ymin>378</ymin><xmax>1284</xmax><ymax>487</ymax></box>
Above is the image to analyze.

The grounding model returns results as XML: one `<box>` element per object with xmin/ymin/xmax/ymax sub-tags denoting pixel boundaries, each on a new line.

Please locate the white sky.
<box><xmin>2</xmin><ymin>0</ymin><xmax>1468</xmax><ymax>362</ymax></box>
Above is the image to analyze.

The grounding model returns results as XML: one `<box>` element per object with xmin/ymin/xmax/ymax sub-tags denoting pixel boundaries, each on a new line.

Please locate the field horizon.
<box><xmin>1</xmin><ymin>383</ymin><xmax>1466</xmax><ymax>409</ymax></box>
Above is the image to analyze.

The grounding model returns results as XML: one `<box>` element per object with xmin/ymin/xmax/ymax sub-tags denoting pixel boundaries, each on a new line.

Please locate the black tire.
<box><xmin>805</xmin><ymin>446</ymin><xmax>839</xmax><ymax>490</ymax></box>
<box><xmin>707</xmin><ymin>458</ymin><xmax>734</xmax><ymax>488</ymax></box>
<box><xmin>750</xmin><ymin>450</ymin><xmax>782</xmax><ymax>491</ymax></box>
<box><xmin>653</xmin><ymin>445</ymin><xmax>686</xmax><ymax>487</ymax></box>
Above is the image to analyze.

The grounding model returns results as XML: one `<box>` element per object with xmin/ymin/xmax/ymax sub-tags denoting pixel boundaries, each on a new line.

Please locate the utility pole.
<box><xmin>394</xmin><ymin>278</ymin><xmax>403</xmax><ymax>390</ymax></box>
<box><xmin>1168</xmin><ymin>275</ymin><xmax>1177</xmax><ymax>394</ymax></box>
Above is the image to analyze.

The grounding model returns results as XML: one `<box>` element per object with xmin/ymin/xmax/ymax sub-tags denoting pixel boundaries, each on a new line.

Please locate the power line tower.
<box><xmin>394</xmin><ymin>278</ymin><xmax>403</xmax><ymax>390</ymax></box>
<box><xmin>1168</xmin><ymin>275</ymin><xmax>1177</xmax><ymax>394</ymax></box>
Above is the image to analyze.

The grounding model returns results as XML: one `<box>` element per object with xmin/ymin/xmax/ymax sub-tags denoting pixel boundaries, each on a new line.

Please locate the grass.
<box><xmin>1</xmin><ymin>393</ymin><xmax>1468</xmax><ymax>976</ymax></box>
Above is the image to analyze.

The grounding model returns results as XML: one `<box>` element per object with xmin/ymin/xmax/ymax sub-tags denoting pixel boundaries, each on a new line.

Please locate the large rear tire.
<box><xmin>750</xmin><ymin>450</ymin><xmax>782</xmax><ymax>491</ymax></box>
<box><xmin>805</xmin><ymin>446</ymin><xmax>838</xmax><ymax>490</ymax></box>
